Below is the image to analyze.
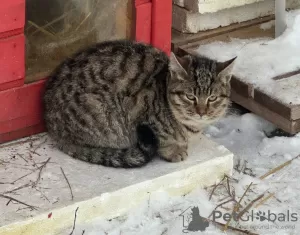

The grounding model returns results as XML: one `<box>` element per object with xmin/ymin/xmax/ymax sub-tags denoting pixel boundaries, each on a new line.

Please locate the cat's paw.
<box><xmin>159</xmin><ymin>144</ymin><xmax>188</xmax><ymax>162</ymax></box>
<box><xmin>170</xmin><ymin>151</ymin><xmax>188</xmax><ymax>162</ymax></box>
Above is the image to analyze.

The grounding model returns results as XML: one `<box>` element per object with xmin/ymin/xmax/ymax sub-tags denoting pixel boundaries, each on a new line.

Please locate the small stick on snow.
<box><xmin>16</xmin><ymin>153</ymin><xmax>29</xmax><ymax>163</ymax></box>
<box><xmin>260</xmin><ymin>155</ymin><xmax>300</xmax><ymax>180</ymax></box>
<box><xmin>32</xmin><ymin>138</ymin><xmax>47</xmax><ymax>154</ymax></box>
<box><xmin>7</xmin><ymin>170</ymin><xmax>38</xmax><ymax>185</ymax></box>
<box><xmin>34</xmin><ymin>187</ymin><xmax>51</xmax><ymax>203</ymax></box>
<box><xmin>6</xmin><ymin>199</ymin><xmax>12</xmax><ymax>206</ymax></box>
<box><xmin>209</xmin><ymin>175</ymin><xmax>226</xmax><ymax>200</ymax></box>
<box><xmin>255</xmin><ymin>192</ymin><xmax>276</xmax><ymax>208</ymax></box>
<box><xmin>33</xmin><ymin>158</ymin><xmax>51</xmax><ymax>187</ymax></box>
<box><xmin>272</xmin><ymin>68</ymin><xmax>300</xmax><ymax>80</ymax></box>
<box><xmin>60</xmin><ymin>167</ymin><xmax>74</xmax><ymax>201</ymax></box>
<box><xmin>208</xmin><ymin>198</ymin><xmax>235</xmax><ymax>218</ymax></box>
<box><xmin>69</xmin><ymin>207</ymin><xmax>79</xmax><ymax>235</ymax></box>
<box><xmin>211</xmin><ymin>219</ymin><xmax>258</xmax><ymax>235</ymax></box>
<box><xmin>226</xmin><ymin>176</ymin><xmax>231</xmax><ymax>196</ymax></box>
<box><xmin>236</xmin><ymin>193</ymin><xmax>265</xmax><ymax>220</ymax></box>
<box><xmin>4</xmin><ymin>182</ymin><xmax>32</xmax><ymax>194</ymax></box>
<box><xmin>0</xmin><ymin>194</ymin><xmax>38</xmax><ymax>210</ymax></box>
<box><xmin>223</xmin><ymin>182</ymin><xmax>253</xmax><ymax>231</ymax></box>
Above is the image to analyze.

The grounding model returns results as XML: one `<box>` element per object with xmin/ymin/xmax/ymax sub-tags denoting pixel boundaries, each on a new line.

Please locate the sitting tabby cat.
<box><xmin>43</xmin><ymin>40</ymin><xmax>235</xmax><ymax>168</ymax></box>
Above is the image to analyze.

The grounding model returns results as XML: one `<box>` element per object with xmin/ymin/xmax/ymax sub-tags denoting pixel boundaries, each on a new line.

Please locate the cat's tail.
<box><xmin>57</xmin><ymin>125</ymin><xmax>158</xmax><ymax>168</ymax></box>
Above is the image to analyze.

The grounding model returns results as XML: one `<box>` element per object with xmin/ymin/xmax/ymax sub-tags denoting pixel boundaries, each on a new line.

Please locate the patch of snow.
<box><xmin>260</xmin><ymin>20</ymin><xmax>275</xmax><ymax>30</ymax></box>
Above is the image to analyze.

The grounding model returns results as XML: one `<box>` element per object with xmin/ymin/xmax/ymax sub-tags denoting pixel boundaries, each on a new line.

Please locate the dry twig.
<box><xmin>260</xmin><ymin>155</ymin><xmax>300</xmax><ymax>180</ymax></box>
<box><xmin>223</xmin><ymin>182</ymin><xmax>253</xmax><ymax>231</ymax></box>
<box><xmin>69</xmin><ymin>207</ymin><xmax>79</xmax><ymax>235</ymax></box>
<box><xmin>255</xmin><ymin>193</ymin><xmax>275</xmax><ymax>208</ymax></box>
<box><xmin>237</xmin><ymin>193</ymin><xmax>265</xmax><ymax>220</ymax></box>
<box><xmin>209</xmin><ymin>175</ymin><xmax>226</xmax><ymax>200</ymax></box>
<box><xmin>211</xmin><ymin>219</ymin><xmax>258</xmax><ymax>235</ymax></box>
<box><xmin>208</xmin><ymin>198</ymin><xmax>235</xmax><ymax>218</ymax></box>
<box><xmin>33</xmin><ymin>158</ymin><xmax>51</xmax><ymax>187</ymax></box>
<box><xmin>0</xmin><ymin>194</ymin><xmax>38</xmax><ymax>210</ymax></box>
<box><xmin>16</xmin><ymin>153</ymin><xmax>29</xmax><ymax>163</ymax></box>
<box><xmin>60</xmin><ymin>167</ymin><xmax>74</xmax><ymax>200</ymax></box>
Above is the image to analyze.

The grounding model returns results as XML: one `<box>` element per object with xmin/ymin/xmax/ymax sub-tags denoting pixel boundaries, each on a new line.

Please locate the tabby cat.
<box><xmin>43</xmin><ymin>40</ymin><xmax>235</xmax><ymax>168</ymax></box>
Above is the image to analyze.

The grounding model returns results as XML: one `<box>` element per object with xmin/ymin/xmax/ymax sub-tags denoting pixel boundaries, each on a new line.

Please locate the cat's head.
<box><xmin>167</xmin><ymin>52</ymin><xmax>236</xmax><ymax>127</ymax></box>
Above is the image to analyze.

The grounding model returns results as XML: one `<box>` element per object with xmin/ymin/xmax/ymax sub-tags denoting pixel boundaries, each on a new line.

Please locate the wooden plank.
<box><xmin>135</xmin><ymin>0</ymin><xmax>151</xmax><ymax>7</ymax></box>
<box><xmin>0</xmin><ymin>80</ymin><xmax>45</xmax><ymax>142</ymax></box>
<box><xmin>0</xmin><ymin>34</ymin><xmax>25</xmax><ymax>89</ymax></box>
<box><xmin>135</xmin><ymin>2</ymin><xmax>152</xmax><ymax>44</ymax></box>
<box><xmin>0</xmin><ymin>80</ymin><xmax>45</xmax><ymax>124</ymax></box>
<box><xmin>151</xmin><ymin>0</ymin><xmax>172</xmax><ymax>55</ymax></box>
<box><xmin>0</xmin><ymin>0</ymin><xmax>25</xmax><ymax>35</ymax></box>
<box><xmin>0</xmin><ymin>79</ymin><xmax>23</xmax><ymax>91</ymax></box>
<box><xmin>172</xmin><ymin>15</ymin><xmax>275</xmax><ymax>53</ymax></box>
<box><xmin>254</xmin><ymin>89</ymin><xmax>292</xmax><ymax>120</ymax></box>
<box><xmin>231</xmin><ymin>90</ymin><xmax>300</xmax><ymax>134</ymax></box>
<box><xmin>181</xmin><ymin>21</ymin><xmax>274</xmax><ymax>52</ymax></box>
<box><xmin>0</xmin><ymin>114</ymin><xmax>42</xmax><ymax>134</ymax></box>
<box><xmin>231</xmin><ymin>76</ymin><xmax>253</xmax><ymax>98</ymax></box>
<box><xmin>0</xmin><ymin>123</ymin><xmax>45</xmax><ymax>144</ymax></box>
<box><xmin>254</xmin><ymin>74</ymin><xmax>300</xmax><ymax>121</ymax></box>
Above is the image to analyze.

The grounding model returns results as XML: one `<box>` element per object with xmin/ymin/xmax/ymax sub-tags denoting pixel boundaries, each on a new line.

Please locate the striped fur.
<box><xmin>43</xmin><ymin>40</ymin><xmax>235</xmax><ymax>168</ymax></box>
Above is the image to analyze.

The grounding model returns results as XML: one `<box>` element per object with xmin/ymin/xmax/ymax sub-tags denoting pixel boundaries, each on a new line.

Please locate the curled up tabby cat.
<box><xmin>43</xmin><ymin>40</ymin><xmax>236</xmax><ymax>168</ymax></box>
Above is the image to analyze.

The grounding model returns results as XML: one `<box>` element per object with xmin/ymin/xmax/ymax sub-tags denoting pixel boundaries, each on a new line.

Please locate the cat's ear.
<box><xmin>169</xmin><ymin>52</ymin><xmax>191</xmax><ymax>75</ymax></box>
<box><xmin>216</xmin><ymin>57</ymin><xmax>236</xmax><ymax>83</ymax></box>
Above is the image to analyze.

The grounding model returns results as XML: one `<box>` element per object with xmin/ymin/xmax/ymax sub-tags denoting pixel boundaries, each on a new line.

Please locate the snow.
<box><xmin>260</xmin><ymin>20</ymin><xmax>275</xmax><ymax>30</ymax></box>
<box><xmin>195</xmin><ymin>10</ymin><xmax>300</xmax><ymax>105</ymax></box>
<box><xmin>64</xmin><ymin>113</ymin><xmax>300</xmax><ymax>235</ymax></box>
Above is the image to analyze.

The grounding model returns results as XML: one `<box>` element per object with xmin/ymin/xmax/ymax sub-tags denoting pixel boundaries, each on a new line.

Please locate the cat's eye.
<box><xmin>208</xmin><ymin>96</ymin><xmax>218</xmax><ymax>102</ymax></box>
<box><xmin>186</xmin><ymin>94</ymin><xmax>196</xmax><ymax>101</ymax></box>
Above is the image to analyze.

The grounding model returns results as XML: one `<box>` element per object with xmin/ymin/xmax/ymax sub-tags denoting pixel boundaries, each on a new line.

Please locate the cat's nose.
<box><xmin>196</xmin><ymin>106</ymin><xmax>207</xmax><ymax>116</ymax></box>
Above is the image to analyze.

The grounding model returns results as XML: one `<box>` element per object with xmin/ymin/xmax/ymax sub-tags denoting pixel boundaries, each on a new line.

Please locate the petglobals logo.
<box><xmin>212</xmin><ymin>210</ymin><xmax>298</xmax><ymax>223</ymax></box>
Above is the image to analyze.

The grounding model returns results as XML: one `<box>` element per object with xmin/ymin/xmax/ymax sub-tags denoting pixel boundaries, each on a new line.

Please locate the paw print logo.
<box><xmin>256</xmin><ymin>211</ymin><xmax>268</xmax><ymax>221</ymax></box>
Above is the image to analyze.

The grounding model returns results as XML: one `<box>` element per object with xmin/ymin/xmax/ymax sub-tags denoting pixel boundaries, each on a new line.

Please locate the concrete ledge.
<box><xmin>173</xmin><ymin>0</ymin><xmax>300</xmax><ymax>14</ymax></box>
<box><xmin>173</xmin><ymin>0</ymin><xmax>264</xmax><ymax>14</ymax></box>
<box><xmin>172</xmin><ymin>0</ymin><xmax>275</xmax><ymax>33</ymax></box>
<box><xmin>0</xmin><ymin>135</ymin><xmax>233</xmax><ymax>235</ymax></box>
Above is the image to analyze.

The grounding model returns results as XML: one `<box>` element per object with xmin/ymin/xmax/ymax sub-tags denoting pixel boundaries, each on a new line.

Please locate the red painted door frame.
<box><xmin>0</xmin><ymin>0</ymin><xmax>172</xmax><ymax>143</ymax></box>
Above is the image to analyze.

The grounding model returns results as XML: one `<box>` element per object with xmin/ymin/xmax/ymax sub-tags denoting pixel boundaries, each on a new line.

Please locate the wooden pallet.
<box><xmin>172</xmin><ymin>16</ymin><xmax>300</xmax><ymax>134</ymax></box>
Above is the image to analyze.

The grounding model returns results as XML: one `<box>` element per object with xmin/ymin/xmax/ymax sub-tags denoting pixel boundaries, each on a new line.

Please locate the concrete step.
<box><xmin>173</xmin><ymin>0</ymin><xmax>264</xmax><ymax>14</ymax></box>
<box><xmin>173</xmin><ymin>0</ymin><xmax>300</xmax><ymax>14</ymax></box>
<box><xmin>0</xmin><ymin>134</ymin><xmax>233</xmax><ymax>235</ymax></box>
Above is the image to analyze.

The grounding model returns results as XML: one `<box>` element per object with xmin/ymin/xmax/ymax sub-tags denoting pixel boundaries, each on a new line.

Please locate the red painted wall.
<box><xmin>0</xmin><ymin>0</ymin><xmax>172</xmax><ymax>143</ymax></box>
